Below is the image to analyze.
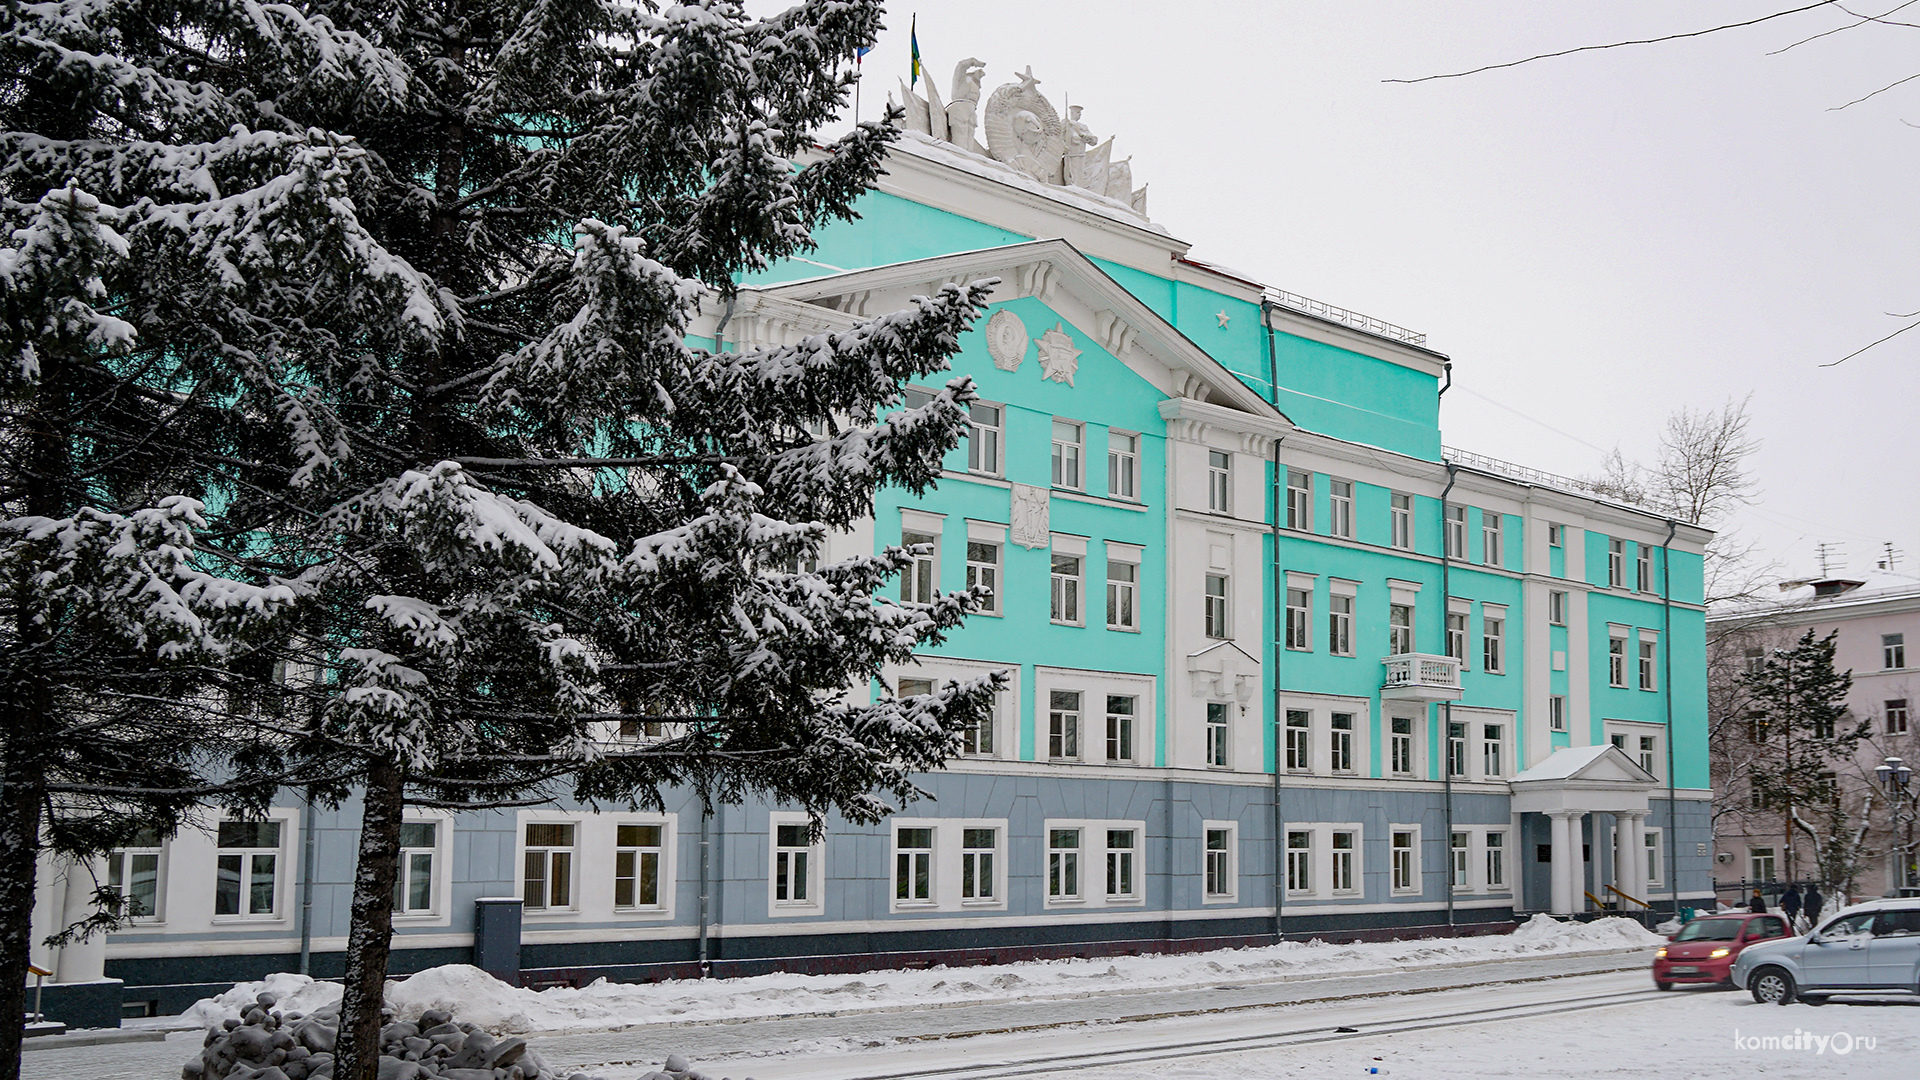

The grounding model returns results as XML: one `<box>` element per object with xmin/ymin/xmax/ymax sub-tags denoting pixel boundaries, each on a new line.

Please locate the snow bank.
<box><xmin>183</xmin><ymin>918</ymin><xmax>1658</xmax><ymax>1037</ymax></box>
<box><xmin>177</xmin><ymin>972</ymin><xmax>343</xmax><ymax>1029</ymax></box>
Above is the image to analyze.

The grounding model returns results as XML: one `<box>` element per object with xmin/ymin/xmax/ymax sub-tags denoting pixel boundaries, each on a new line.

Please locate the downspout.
<box><xmin>298</xmin><ymin>787</ymin><xmax>318</xmax><ymax>975</ymax></box>
<box><xmin>1270</xmin><ymin>434</ymin><xmax>1286</xmax><ymax>941</ymax></box>
<box><xmin>1439</xmin><ymin>462</ymin><xmax>1460</xmax><ymax>929</ymax></box>
<box><xmin>1661</xmin><ymin>519</ymin><xmax>1679</xmax><ymax>914</ymax></box>
<box><xmin>713</xmin><ymin>295</ymin><xmax>737</xmax><ymax>353</ymax></box>
<box><xmin>697</xmin><ymin>793</ymin><xmax>712</xmax><ymax>978</ymax></box>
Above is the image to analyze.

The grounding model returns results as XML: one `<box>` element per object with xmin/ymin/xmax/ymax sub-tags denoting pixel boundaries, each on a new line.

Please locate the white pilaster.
<box><xmin>1549</xmin><ymin>811</ymin><xmax>1576</xmax><ymax>915</ymax></box>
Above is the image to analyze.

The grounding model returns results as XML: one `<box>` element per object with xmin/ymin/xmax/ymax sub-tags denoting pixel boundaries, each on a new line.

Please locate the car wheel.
<box><xmin>1655</xmin><ymin>980</ymin><xmax>1674</xmax><ymax>991</ymax></box>
<box><xmin>1750</xmin><ymin>968</ymin><xmax>1798</xmax><ymax>1006</ymax></box>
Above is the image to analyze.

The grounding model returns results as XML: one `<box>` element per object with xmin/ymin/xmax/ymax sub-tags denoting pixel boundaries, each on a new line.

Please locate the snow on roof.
<box><xmin>1511</xmin><ymin>744</ymin><xmax>1616</xmax><ymax>783</ymax></box>
<box><xmin>1711</xmin><ymin>566</ymin><xmax>1920</xmax><ymax>621</ymax></box>
<box><xmin>891</xmin><ymin>131</ymin><xmax>1173</xmax><ymax>236</ymax></box>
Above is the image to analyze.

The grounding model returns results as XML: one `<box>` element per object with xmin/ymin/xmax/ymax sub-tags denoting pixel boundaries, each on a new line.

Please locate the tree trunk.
<box><xmin>333</xmin><ymin>757</ymin><xmax>404</xmax><ymax>1080</ymax></box>
<box><xmin>0</xmin><ymin>725</ymin><xmax>48</xmax><ymax>1080</ymax></box>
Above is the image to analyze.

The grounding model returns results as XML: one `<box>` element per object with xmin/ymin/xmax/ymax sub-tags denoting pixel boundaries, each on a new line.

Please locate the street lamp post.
<box><xmin>1875</xmin><ymin>756</ymin><xmax>1915</xmax><ymax>896</ymax></box>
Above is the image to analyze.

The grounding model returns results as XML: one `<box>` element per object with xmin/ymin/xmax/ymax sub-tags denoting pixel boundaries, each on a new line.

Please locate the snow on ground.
<box><xmin>181</xmin><ymin>915</ymin><xmax>1659</xmax><ymax>1036</ymax></box>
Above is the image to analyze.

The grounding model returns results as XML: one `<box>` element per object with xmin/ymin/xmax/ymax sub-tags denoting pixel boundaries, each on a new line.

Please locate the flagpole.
<box><xmin>854</xmin><ymin>54</ymin><xmax>862</xmax><ymax>123</ymax></box>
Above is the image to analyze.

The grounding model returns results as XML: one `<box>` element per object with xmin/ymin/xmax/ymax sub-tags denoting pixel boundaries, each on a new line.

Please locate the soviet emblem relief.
<box><xmin>985</xmin><ymin>308</ymin><xmax>1028</xmax><ymax>372</ymax></box>
<box><xmin>1035</xmin><ymin>322</ymin><xmax>1082</xmax><ymax>387</ymax></box>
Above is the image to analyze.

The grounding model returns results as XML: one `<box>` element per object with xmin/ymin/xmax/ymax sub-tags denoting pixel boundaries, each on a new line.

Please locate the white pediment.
<box><xmin>1508</xmin><ymin>744</ymin><xmax>1659</xmax><ymax>816</ymax></box>
<box><xmin>745</xmin><ymin>239</ymin><xmax>1292</xmax><ymax>433</ymax></box>
<box><xmin>1186</xmin><ymin>640</ymin><xmax>1262</xmax><ymax>705</ymax></box>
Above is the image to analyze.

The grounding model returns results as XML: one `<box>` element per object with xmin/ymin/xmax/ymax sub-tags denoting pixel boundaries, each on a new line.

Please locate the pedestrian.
<box><xmin>1749</xmin><ymin>888</ymin><xmax>1767</xmax><ymax>913</ymax></box>
<box><xmin>1804</xmin><ymin>883</ymin><xmax>1824</xmax><ymax>924</ymax></box>
<box><xmin>1780</xmin><ymin>884</ymin><xmax>1802</xmax><ymax>924</ymax></box>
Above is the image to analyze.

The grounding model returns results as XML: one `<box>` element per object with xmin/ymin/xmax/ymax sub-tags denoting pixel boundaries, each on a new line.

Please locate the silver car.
<box><xmin>1733</xmin><ymin>898</ymin><xmax>1920</xmax><ymax>1005</ymax></box>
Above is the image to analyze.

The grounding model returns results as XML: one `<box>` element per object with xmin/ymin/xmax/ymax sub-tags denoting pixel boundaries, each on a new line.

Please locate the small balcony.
<box><xmin>1381</xmin><ymin>653</ymin><xmax>1464</xmax><ymax>701</ymax></box>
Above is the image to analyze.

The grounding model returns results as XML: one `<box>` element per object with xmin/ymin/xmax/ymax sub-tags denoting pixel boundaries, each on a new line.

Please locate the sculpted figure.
<box><xmin>947</xmin><ymin>58</ymin><xmax>986</xmax><ymax>152</ymax></box>
<box><xmin>1062</xmin><ymin>104</ymin><xmax>1096</xmax><ymax>189</ymax></box>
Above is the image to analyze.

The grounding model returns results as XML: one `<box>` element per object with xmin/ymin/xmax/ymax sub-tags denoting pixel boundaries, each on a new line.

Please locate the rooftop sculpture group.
<box><xmin>896</xmin><ymin>60</ymin><xmax>1148</xmax><ymax>218</ymax></box>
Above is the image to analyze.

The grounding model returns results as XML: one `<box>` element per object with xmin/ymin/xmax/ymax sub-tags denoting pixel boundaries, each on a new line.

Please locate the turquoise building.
<box><xmin>55</xmin><ymin>69</ymin><xmax>1712</xmax><ymax>1019</ymax></box>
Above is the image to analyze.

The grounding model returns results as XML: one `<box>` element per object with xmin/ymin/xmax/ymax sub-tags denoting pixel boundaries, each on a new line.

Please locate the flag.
<box><xmin>910</xmin><ymin>15</ymin><xmax>921</xmax><ymax>89</ymax></box>
<box><xmin>856</xmin><ymin>44</ymin><xmax>872</xmax><ymax>62</ymax></box>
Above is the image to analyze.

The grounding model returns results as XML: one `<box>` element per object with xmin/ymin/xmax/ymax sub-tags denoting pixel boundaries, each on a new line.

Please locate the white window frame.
<box><xmin>1105</xmin><ymin>693</ymin><xmax>1138</xmax><ymax>764</ymax></box>
<box><xmin>1548</xmin><ymin>523</ymin><xmax>1564</xmax><ymax>547</ymax></box>
<box><xmin>1286</xmin><ymin>469</ymin><xmax>1311</xmax><ymax>530</ymax></box>
<box><xmin>1051</xmin><ymin>418</ymin><xmax>1084</xmax><ymax>490</ymax></box>
<box><xmin>1286</xmin><ymin>828</ymin><xmax>1314</xmax><ymax>895</ymax></box>
<box><xmin>214</xmin><ymin>817</ymin><xmax>291</xmax><ymax>921</ymax></box>
<box><xmin>1044</xmin><ymin>819</ymin><xmax>1147</xmax><ymax>908</ymax></box>
<box><xmin>1204</xmin><ymin>572</ymin><xmax>1230</xmax><ymax>639</ymax></box>
<box><xmin>1050</xmin><ymin>546</ymin><xmax>1084</xmax><ymax>626</ymax></box>
<box><xmin>1608</xmin><ymin>538</ymin><xmax>1626</xmax><ymax>589</ymax></box>
<box><xmin>1329</xmin><ymin>711</ymin><xmax>1356</xmax><ymax>773</ymax></box>
<box><xmin>1048</xmin><ymin>826</ymin><xmax>1083</xmax><ymax>903</ymax></box>
<box><xmin>1285</xmin><ymin>709</ymin><xmax>1311</xmax><ymax>773</ymax></box>
<box><xmin>1638</xmin><ymin>631</ymin><xmax>1658</xmax><ymax>691</ymax></box>
<box><xmin>1485</xmin><ymin>830</ymin><xmax>1508</xmax><ymax>891</ymax></box>
<box><xmin>613</xmin><ymin>818</ymin><xmax>671</xmax><ymax>914</ymax></box>
<box><xmin>1389</xmin><ymin>492</ymin><xmax>1414</xmax><ymax>550</ymax></box>
<box><xmin>393</xmin><ymin>819</ymin><xmax>444</xmax><ymax>917</ymax></box>
<box><xmin>965</xmin><ymin>537</ymin><xmax>1001</xmax><ymax>616</ymax></box>
<box><xmin>1328</xmin><ymin>479</ymin><xmax>1354</xmax><ymax>539</ymax></box>
<box><xmin>1481</xmin><ymin>509</ymin><xmax>1502</xmax><ymax>566</ymax></box>
<box><xmin>961</xmin><ymin>824</ymin><xmax>1002</xmax><ymax>906</ymax></box>
<box><xmin>1548</xmin><ymin>589</ymin><xmax>1567</xmax><ymax>626</ymax></box>
<box><xmin>1888</xmin><ymin>698</ymin><xmax>1910</xmax><ymax>735</ymax></box>
<box><xmin>1048</xmin><ymin>689</ymin><xmax>1083</xmax><ymax>761</ymax></box>
<box><xmin>1389</xmin><ymin>601</ymin><xmax>1415</xmax><ymax>656</ymax></box>
<box><xmin>1446</xmin><ymin>719</ymin><xmax>1468</xmax><ymax>779</ymax></box>
<box><xmin>1204</xmin><ymin>821</ymin><xmax>1239</xmax><ymax>903</ymax></box>
<box><xmin>1605</xmin><ymin>719</ymin><xmax>1665</xmax><ymax>782</ymax></box>
<box><xmin>900</xmin><ymin>510</ymin><xmax>944</xmax><ymax>604</ymax></box>
<box><xmin>1481</xmin><ymin>722</ymin><xmax>1506</xmax><ymax>778</ymax></box>
<box><xmin>1033</xmin><ymin>668</ymin><xmax>1154</xmax><ymax>771</ymax></box>
<box><xmin>1482</xmin><ymin>604</ymin><xmax>1506</xmax><ymax>674</ymax></box>
<box><xmin>1389</xmin><ymin>715</ymin><xmax>1419</xmax><ymax>777</ymax></box>
<box><xmin>1205</xmin><ymin>701</ymin><xmax>1232</xmax><ymax>768</ymax></box>
<box><xmin>1106</xmin><ymin>545</ymin><xmax>1140</xmax><ymax>632</ymax></box>
<box><xmin>1445</xmin><ymin>606</ymin><xmax>1468</xmax><ymax>666</ymax></box>
<box><xmin>1549</xmin><ymin>694</ymin><xmax>1568</xmax><ymax>732</ymax></box>
<box><xmin>108</xmin><ymin>830</ymin><xmax>166</xmax><ymax>923</ymax></box>
<box><xmin>892</xmin><ymin>823</ymin><xmax>936</xmax><ymax>906</ymax></box>
<box><xmin>1450</xmin><ymin>830</ymin><xmax>1471</xmax><ymax>888</ymax></box>
<box><xmin>1107</xmin><ymin>429</ymin><xmax>1139</xmax><ymax>501</ymax></box>
<box><xmin>1636</xmin><ymin>545</ymin><xmax>1653</xmax><ymax>593</ymax></box>
<box><xmin>1444</xmin><ymin>505</ymin><xmax>1466</xmax><ymax>559</ymax></box>
<box><xmin>1330</xmin><ymin>829</ymin><xmax>1359</xmax><ymax>894</ymax></box>
<box><xmin>1749</xmin><ymin>846</ymin><xmax>1777</xmax><ymax>882</ymax></box>
<box><xmin>520</xmin><ymin>819</ymin><xmax>579</xmax><ymax>915</ymax></box>
<box><xmin>1105</xmin><ymin>826</ymin><xmax>1142</xmax><ymax>902</ymax></box>
<box><xmin>1207</xmin><ymin>449</ymin><xmax>1232</xmax><ymax>514</ymax></box>
<box><xmin>1608</xmin><ymin>627</ymin><xmax>1629</xmax><ymax>688</ymax></box>
<box><xmin>967</xmin><ymin>400</ymin><xmax>1004</xmax><ymax>477</ymax></box>
<box><xmin>1285</xmin><ymin>585</ymin><xmax>1312</xmax><ymax>652</ymax></box>
<box><xmin>769</xmin><ymin>812</ymin><xmax>825</xmax><ymax>915</ymax></box>
<box><xmin>1390</xmin><ymin>825</ymin><xmax>1421</xmax><ymax>894</ymax></box>
<box><xmin>1886</xmin><ymin>633</ymin><xmax>1907</xmax><ymax>670</ymax></box>
<box><xmin>1642</xmin><ymin>826</ymin><xmax>1664</xmax><ymax>888</ymax></box>
<box><xmin>1328</xmin><ymin>580</ymin><xmax>1356</xmax><ymax>656</ymax></box>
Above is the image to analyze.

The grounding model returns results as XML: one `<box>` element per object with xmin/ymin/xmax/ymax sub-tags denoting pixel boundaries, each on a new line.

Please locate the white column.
<box><xmin>53</xmin><ymin>856</ymin><xmax>108</xmax><ymax>983</ymax></box>
<box><xmin>1613</xmin><ymin>812</ymin><xmax>1638</xmax><ymax>906</ymax></box>
<box><xmin>1563</xmin><ymin>811</ymin><xmax>1589</xmax><ymax>912</ymax></box>
<box><xmin>1624</xmin><ymin>811</ymin><xmax>1649</xmax><ymax>906</ymax></box>
<box><xmin>1549</xmin><ymin>811</ymin><xmax>1575</xmax><ymax>915</ymax></box>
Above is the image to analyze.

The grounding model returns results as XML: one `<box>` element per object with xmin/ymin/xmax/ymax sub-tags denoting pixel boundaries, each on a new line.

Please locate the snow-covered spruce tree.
<box><xmin>1741</xmin><ymin>630</ymin><xmax>1865</xmax><ymax>887</ymax></box>
<box><xmin>11</xmin><ymin>2</ymin><xmax>997</xmax><ymax>1078</ymax></box>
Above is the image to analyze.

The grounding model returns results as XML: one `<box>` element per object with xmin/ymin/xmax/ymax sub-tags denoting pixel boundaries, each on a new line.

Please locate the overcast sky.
<box><xmin>771</xmin><ymin>1</ymin><xmax>1920</xmax><ymax>582</ymax></box>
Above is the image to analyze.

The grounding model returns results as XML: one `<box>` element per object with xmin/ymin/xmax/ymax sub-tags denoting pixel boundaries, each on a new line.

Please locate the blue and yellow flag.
<box><xmin>910</xmin><ymin>15</ymin><xmax>922</xmax><ymax>89</ymax></box>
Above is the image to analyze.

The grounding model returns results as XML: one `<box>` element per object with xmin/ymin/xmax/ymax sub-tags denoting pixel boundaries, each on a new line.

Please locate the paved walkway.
<box><xmin>25</xmin><ymin>949</ymin><xmax>1650</xmax><ymax>1080</ymax></box>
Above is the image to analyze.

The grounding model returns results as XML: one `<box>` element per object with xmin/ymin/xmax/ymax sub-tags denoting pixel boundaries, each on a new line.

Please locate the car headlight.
<box><xmin>1655</xmin><ymin>947</ymin><xmax>1667</xmax><ymax>958</ymax></box>
<box><xmin>1709</xmin><ymin>947</ymin><xmax>1731</xmax><ymax>959</ymax></box>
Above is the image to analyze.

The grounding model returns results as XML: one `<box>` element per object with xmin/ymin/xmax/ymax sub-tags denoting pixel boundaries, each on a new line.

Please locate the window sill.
<box><xmin>613</xmin><ymin>907</ymin><xmax>671</xmax><ymax>917</ymax></box>
<box><xmin>892</xmin><ymin>900</ymin><xmax>938</xmax><ymax>910</ymax></box>
<box><xmin>1202</xmin><ymin>894</ymin><xmax>1240</xmax><ymax>905</ymax></box>
<box><xmin>1050</xmin><ymin>620</ymin><xmax>1086</xmax><ymax>628</ymax></box>
<box><xmin>211</xmin><ymin>915</ymin><xmax>288</xmax><ymax>925</ymax></box>
<box><xmin>1103</xmin><ymin>895</ymin><xmax>1145</xmax><ymax>906</ymax></box>
<box><xmin>1106</xmin><ymin>624</ymin><xmax>1140</xmax><ymax>633</ymax></box>
<box><xmin>1045</xmin><ymin>898</ymin><xmax>1087</xmax><ymax>906</ymax></box>
<box><xmin>1285</xmin><ymin>646</ymin><xmax>1311</xmax><ymax>653</ymax></box>
<box><xmin>960</xmin><ymin>898</ymin><xmax>1005</xmax><ymax>908</ymax></box>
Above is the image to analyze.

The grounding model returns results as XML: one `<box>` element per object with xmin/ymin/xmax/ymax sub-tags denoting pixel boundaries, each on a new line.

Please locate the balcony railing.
<box><xmin>1382</xmin><ymin>652</ymin><xmax>1464</xmax><ymax>700</ymax></box>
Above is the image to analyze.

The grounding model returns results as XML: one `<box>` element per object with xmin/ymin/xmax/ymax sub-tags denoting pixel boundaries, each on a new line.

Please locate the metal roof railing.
<box><xmin>1265</xmin><ymin>288</ymin><xmax>1427</xmax><ymax>347</ymax></box>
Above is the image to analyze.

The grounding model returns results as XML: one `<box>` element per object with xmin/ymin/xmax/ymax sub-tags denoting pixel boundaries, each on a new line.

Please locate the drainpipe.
<box><xmin>697</xmin><ymin>792</ymin><xmax>713</xmax><ymax>978</ymax></box>
<box><xmin>1270</xmin><ymin>434</ymin><xmax>1286</xmax><ymax>942</ymax></box>
<box><xmin>713</xmin><ymin>295</ymin><xmax>737</xmax><ymax>353</ymax></box>
<box><xmin>1437</xmin><ymin>361</ymin><xmax>1453</xmax><ymax>399</ymax></box>
<box><xmin>1261</xmin><ymin>300</ymin><xmax>1280</xmax><ymax>405</ymax></box>
<box><xmin>298</xmin><ymin>787</ymin><xmax>318</xmax><ymax>975</ymax></box>
<box><xmin>1439</xmin><ymin>462</ymin><xmax>1460</xmax><ymax>929</ymax></box>
<box><xmin>1661</xmin><ymin>519</ymin><xmax>1679</xmax><ymax>916</ymax></box>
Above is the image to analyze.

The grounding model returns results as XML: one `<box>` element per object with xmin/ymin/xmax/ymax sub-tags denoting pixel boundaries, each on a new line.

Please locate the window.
<box><xmin>1285</xmin><ymin>709</ymin><xmax>1311</xmax><ymax>771</ymax></box>
<box><xmin>962</xmin><ymin>828</ymin><xmax>996</xmax><ymax>901</ymax></box>
<box><xmin>522</xmin><ymin>822</ymin><xmax>575</xmax><ymax>912</ymax></box>
<box><xmin>1106</xmin><ymin>559</ymin><xmax>1136</xmax><ymax>630</ymax></box>
<box><xmin>1444</xmin><ymin>505</ymin><xmax>1466</xmax><ymax>559</ymax></box>
<box><xmin>1549</xmin><ymin>695</ymin><xmax>1568</xmax><ymax>732</ymax></box>
<box><xmin>898</xmin><ymin>676</ymin><xmax>935</xmax><ymax>699</ymax></box>
<box><xmin>1108</xmin><ymin>430</ymin><xmax>1138</xmax><ymax>500</ymax></box>
<box><xmin>967</xmin><ymin>402</ymin><xmax>1003</xmax><ymax>476</ymax></box>
<box><xmin>1106</xmin><ymin>829</ymin><xmax>1138</xmax><ymax>899</ymax></box>
<box><xmin>612</xmin><ymin>823</ymin><xmax>664</xmax><ymax>910</ymax></box>
<box><xmin>1204</xmin><ymin>573</ymin><xmax>1229</xmax><ymax>638</ymax></box>
<box><xmin>1638</xmin><ymin>735</ymin><xmax>1659</xmax><ymax>778</ymax></box>
<box><xmin>1548</xmin><ymin>523</ymin><xmax>1563</xmax><ymax>547</ymax></box>
<box><xmin>1050</xmin><ymin>553</ymin><xmax>1082</xmax><ymax>624</ymax></box>
<box><xmin>1446</xmin><ymin>721</ymin><xmax>1467</xmax><ymax>778</ymax></box>
<box><xmin>774</xmin><ymin>823</ymin><xmax>814</xmax><ymax>904</ymax></box>
<box><xmin>1048</xmin><ymin>690</ymin><xmax>1081</xmax><ymax>759</ymax></box>
<box><xmin>1548</xmin><ymin>590</ymin><xmax>1567</xmax><ymax>626</ymax></box>
<box><xmin>1608</xmin><ymin>539</ymin><xmax>1625</xmax><ymax>588</ymax></box>
<box><xmin>215</xmin><ymin>821</ymin><xmax>281</xmax><ymax>918</ymax></box>
<box><xmin>1328</xmin><ymin>594</ymin><xmax>1354</xmax><ymax>655</ymax></box>
<box><xmin>1392</xmin><ymin>830</ymin><xmax>1417</xmax><ymax>891</ymax></box>
<box><xmin>1048</xmin><ymin>828</ymin><xmax>1081</xmax><ymax>899</ymax></box>
<box><xmin>393</xmin><ymin>822</ymin><xmax>438</xmax><ymax>915</ymax></box>
<box><xmin>1744</xmin><ymin>647</ymin><xmax>1766</xmax><ymax>673</ymax></box>
<box><xmin>1208</xmin><ymin>450</ymin><xmax>1231</xmax><ymax>513</ymax></box>
<box><xmin>1486</xmin><ymin>832</ymin><xmax>1507</xmax><ymax>889</ymax></box>
<box><xmin>1331</xmin><ymin>831</ymin><xmax>1357</xmax><ymax>892</ymax></box>
<box><xmin>963</xmin><ymin>694</ymin><xmax>995</xmax><ymax>756</ymax></box>
<box><xmin>1889</xmin><ymin>699</ymin><xmax>1910</xmax><ymax>735</ymax></box>
<box><xmin>901</xmin><ymin>529</ymin><xmax>938</xmax><ymax>603</ymax></box>
<box><xmin>1390</xmin><ymin>492</ymin><xmax>1414</xmax><ymax>549</ymax></box>
<box><xmin>1285</xmin><ymin>587</ymin><xmax>1311</xmax><ymax>650</ymax></box>
<box><xmin>1886</xmin><ymin>633</ymin><xmax>1907</xmax><ymax>669</ymax></box>
<box><xmin>965</xmin><ymin>541</ymin><xmax>1000</xmax><ymax>615</ymax></box>
<box><xmin>1390</xmin><ymin>717</ymin><xmax>1415</xmax><ymax>776</ymax></box>
<box><xmin>1609</xmin><ymin>631</ymin><xmax>1628</xmax><ymax>687</ymax></box>
<box><xmin>1636</xmin><ymin>546</ymin><xmax>1653</xmax><ymax>592</ymax></box>
<box><xmin>1482</xmin><ymin>613</ymin><xmax>1504</xmax><ymax>673</ymax></box>
<box><xmin>1451</xmin><ymin>832</ymin><xmax>1470</xmax><ymax>887</ymax></box>
<box><xmin>1481</xmin><ymin>510</ymin><xmax>1502</xmax><ymax>566</ymax></box>
<box><xmin>1329</xmin><ymin>712</ymin><xmax>1355</xmax><ymax>773</ymax></box>
<box><xmin>1105</xmin><ymin>695</ymin><xmax>1135</xmax><ymax>763</ymax></box>
<box><xmin>1639</xmin><ymin>638</ymin><xmax>1657</xmax><ymax>690</ymax></box>
<box><xmin>1482</xmin><ymin>723</ymin><xmax>1504</xmax><ymax>777</ymax></box>
<box><xmin>1389</xmin><ymin>602</ymin><xmax>1414</xmax><ymax>655</ymax></box>
<box><xmin>895</xmin><ymin>827</ymin><xmax>933</xmax><ymax>903</ymax></box>
<box><xmin>1749</xmin><ymin>846</ymin><xmax>1776</xmax><ymax>882</ymax></box>
<box><xmin>1286</xmin><ymin>830</ymin><xmax>1313</xmax><ymax>893</ymax></box>
<box><xmin>1643</xmin><ymin>829</ymin><xmax>1663</xmax><ymax>886</ymax></box>
<box><xmin>107</xmin><ymin>829</ymin><xmax>163</xmax><ymax>920</ymax></box>
<box><xmin>1206</xmin><ymin>828</ymin><xmax>1235</xmax><ymax>898</ymax></box>
<box><xmin>1206</xmin><ymin>702</ymin><xmax>1231</xmax><ymax>767</ymax></box>
<box><xmin>1446</xmin><ymin>610</ymin><xmax>1468</xmax><ymax>664</ymax></box>
<box><xmin>1286</xmin><ymin>470</ymin><xmax>1311</xmax><ymax>530</ymax></box>
<box><xmin>1329</xmin><ymin>480</ymin><xmax>1353</xmax><ymax>539</ymax></box>
<box><xmin>1051</xmin><ymin>420</ymin><xmax>1083</xmax><ymax>489</ymax></box>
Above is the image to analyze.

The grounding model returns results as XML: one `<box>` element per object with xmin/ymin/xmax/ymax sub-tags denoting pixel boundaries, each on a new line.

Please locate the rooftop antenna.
<box><xmin>1815</xmin><ymin>542</ymin><xmax>1845</xmax><ymax>577</ymax></box>
<box><xmin>1879</xmin><ymin>542</ymin><xmax>1904</xmax><ymax>571</ymax></box>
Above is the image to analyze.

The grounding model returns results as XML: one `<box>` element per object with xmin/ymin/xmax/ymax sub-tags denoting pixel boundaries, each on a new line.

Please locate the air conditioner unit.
<box><xmin>1716</xmin><ymin>852</ymin><xmax>1734</xmax><ymax>864</ymax></box>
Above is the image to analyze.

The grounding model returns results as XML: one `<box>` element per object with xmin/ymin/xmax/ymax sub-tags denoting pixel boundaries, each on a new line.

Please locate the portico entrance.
<box><xmin>1510</xmin><ymin>744</ymin><xmax>1659</xmax><ymax>915</ymax></box>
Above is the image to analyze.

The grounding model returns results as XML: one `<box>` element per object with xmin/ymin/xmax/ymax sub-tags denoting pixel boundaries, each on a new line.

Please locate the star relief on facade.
<box><xmin>895</xmin><ymin>59</ymin><xmax>1149</xmax><ymax>218</ymax></box>
<box><xmin>984</xmin><ymin>308</ymin><xmax>1028</xmax><ymax>371</ymax></box>
<box><xmin>1035</xmin><ymin>322</ymin><xmax>1082</xmax><ymax>387</ymax></box>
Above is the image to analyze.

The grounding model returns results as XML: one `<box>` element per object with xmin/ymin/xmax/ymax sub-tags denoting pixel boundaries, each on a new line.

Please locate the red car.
<box><xmin>1654</xmin><ymin>912</ymin><xmax>1795</xmax><ymax>989</ymax></box>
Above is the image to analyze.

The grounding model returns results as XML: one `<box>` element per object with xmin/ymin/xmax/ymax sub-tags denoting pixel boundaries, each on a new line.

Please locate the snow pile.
<box><xmin>178</xmin><ymin>973</ymin><xmax>343</xmax><ymax>1030</ymax></box>
<box><xmin>185</xmin><ymin>921</ymin><xmax>1657</xmax><ymax>1039</ymax></box>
